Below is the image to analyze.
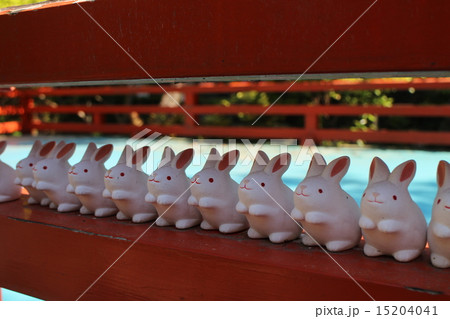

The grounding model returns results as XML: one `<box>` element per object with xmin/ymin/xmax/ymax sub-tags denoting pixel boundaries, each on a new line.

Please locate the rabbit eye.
<box><xmin>84</xmin><ymin>169</ymin><xmax>88</xmax><ymax>173</ymax></box>
<box><xmin>437</xmin><ymin>199</ymin><xmax>441</xmax><ymax>204</ymax></box>
<box><xmin>120</xmin><ymin>172</ymin><xmax>125</xmax><ymax>177</ymax></box>
<box><xmin>363</xmin><ymin>193</ymin><xmax>366</xmax><ymax>197</ymax></box>
<box><xmin>393</xmin><ymin>195</ymin><xmax>397</xmax><ymax>200</ymax></box>
<box><xmin>318</xmin><ymin>189</ymin><xmax>323</xmax><ymax>194</ymax></box>
<box><xmin>260</xmin><ymin>182</ymin><xmax>265</xmax><ymax>187</ymax></box>
<box><xmin>29</xmin><ymin>163</ymin><xmax>33</xmax><ymax>167</ymax></box>
<box><xmin>209</xmin><ymin>178</ymin><xmax>214</xmax><ymax>183</ymax></box>
<box><xmin>43</xmin><ymin>166</ymin><xmax>47</xmax><ymax>170</ymax></box>
<box><xmin>167</xmin><ymin>176</ymin><xmax>172</xmax><ymax>181</ymax></box>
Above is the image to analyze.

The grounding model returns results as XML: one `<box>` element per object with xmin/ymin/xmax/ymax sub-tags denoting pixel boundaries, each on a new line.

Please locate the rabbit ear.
<box><xmin>39</xmin><ymin>141</ymin><xmax>56</xmax><ymax>158</ymax></box>
<box><xmin>437</xmin><ymin>160</ymin><xmax>450</xmax><ymax>189</ymax></box>
<box><xmin>389</xmin><ymin>160</ymin><xmax>416</xmax><ymax>188</ymax></box>
<box><xmin>158</xmin><ymin>146</ymin><xmax>175</xmax><ymax>168</ymax></box>
<box><xmin>172</xmin><ymin>148</ymin><xmax>194</xmax><ymax>171</ymax></box>
<box><xmin>203</xmin><ymin>148</ymin><xmax>221</xmax><ymax>170</ymax></box>
<box><xmin>0</xmin><ymin>141</ymin><xmax>6</xmax><ymax>155</ymax></box>
<box><xmin>306</xmin><ymin>153</ymin><xmax>327</xmax><ymax>177</ymax></box>
<box><xmin>29</xmin><ymin>140</ymin><xmax>43</xmax><ymax>156</ymax></box>
<box><xmin>264</xmin><ymin>153</ymin><xmax>291</xmax><ymax>177</ymax></box>
<box><xmin>49</xmin><ymin>141</ymin><xmax>66</xmax><ymax>158</ymax></box>
<box><xmin>216</xmin><ymin>149</ymin><xmax>240</xmax><ymax>173</ymax></box>
<box><xmin>249</xmin><ymin>150</ymin><xmax>269</xmax><ymax>173</ymax></box>
<box><xmin>368</xmin><ymin>157</ymin><xmax>390</xmax><ymax>185</ymax></box>
<box><xmin>82</xmin><ymin>142</ymin><xmax>98</xmax><ymax>161</ymax></box>
<box><xmin>322</xmin><ymin>156</ymin><xmax>350</xmax><ymax>183</ymax></box>
<box><xmin>92</xmin><ymin>144</ymin><xmax>113</xmax><ymax>164</ymax></box>
<box><xmin>56</xmin><ymin>143</ymin><xmax>76</xmax><ymax>161</ymax></box>
<box><xmin>118</xmin><ymin>145</ymin><xmax>133</xmax><ymax>164</ymax></box>
<box><xmin>132</xmin><ymin>146</ymin><xmax>150</xmax><ymax>169</ymax></box>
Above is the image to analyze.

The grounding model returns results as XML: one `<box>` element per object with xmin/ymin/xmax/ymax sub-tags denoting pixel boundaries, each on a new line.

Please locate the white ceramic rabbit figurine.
<box><xmin>33</xmin><ymin>142</ymin><xmax>82</xmax><ymax>212</ymax></box>
<box><xmin>188</xmin><ymin>148</ymin><xmax>248</xmax><ymax>233</ymax></box>
<box><xmin>0</xmin><ymin>141</ymin><xmax>22</xmax><ymax>202</ymax></box>
<box><xmin>15</xmin><ymin>140</ymin><xmax>58</xmax><ymax>206</ymax></box>
<box><xmin>104</xmin><ymin>145</ymin><xmax>157</xmax><ymax>223</ymax></box>
<box><xmin>67</xmin><ymin>142</ymin><xmax>118</xmax><ymax>217</ymax></box>
<box><xmin>146</xmin><ymin>146</ymin><xmax>202</xmax><ymax>229</ymax></box>
<box><xmin>291</xmin><ymin>153</ymin><xmax>361</xmax><ymax>251</ymax></box>
<box><xmin>360</xmin><ymin>157</ymin><xmax>427</xmax><ymax>262</ymax></box>
<box><xmin>428</xmin><ymin>160</ymin><xmax>450</xmax><ymax>268</ymax></box>
<box><xmin>236</xmin><ymin>151</ymin><xmax>300</xmax><ymax>243</ymax></box>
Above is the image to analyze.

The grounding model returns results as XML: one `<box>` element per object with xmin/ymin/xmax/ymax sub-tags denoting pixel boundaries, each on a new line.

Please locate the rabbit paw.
<box><xmin>156</xmin><ymin>217</ymin><xmax>171</xmax><ymax>227</ymax></box>
<box><xmin>75</xmin><ymin>186</ymin><xmax>94</xmax><ymax>196</ymax></box>
<box><xmin>21</xmin><ymin>177</ymin><xmax>34</xmax><ymax>187</ymax></box>
<box><xmin>95</xmin><ymin>207</ymin><xmax>117</xmax><ymax>218</ymax></box>
<box><xmin>175</xmin><ymin>219</ymin><xmax>201</xmax><ymax>229</ymax></box>
<box><xmin>247</xmin><ymin>228</ymin><xmax>265</xmax><ymax>239</ymax></box>
<box><xmin>188</xmin><ymin>195</ymin><xmax>198</xmax><ymax>206</ymax></box>
<box><xmin>433</xmin><ymin>223</ymin><xmax>450</xmax><ymax>238</ymax></box>
<box><xmin>156</xmin><ymin>195</ymin><xmax>176</xmax><ymax>206</ymax></box>
<box><xmin>305</xmin><ymin>211</ymin><xmax>329</xmax><ymax>224</ymax></box>
<box><xmin>80</xmin><ymin>206</ymin><xmax>93</xmax><ymax>215</ymax></box>
<box><xmin>248</xmin><ymin>204</ymin><xmax>269</xmax><ymax>216</ymax></box>
<box><xmin>200</xmin><ymin>220</ymin><xmax>215</xmax><ymax>230</ymax></box>
<box><xmin>144</xmin><ymin>193</ymin><xmax>156</xmax><ymax>203</ymax></box>
<box><xmin>0</xmin><ymin>194</ymin><xmax>20</xmax><ymax>202</ymax></box>
<box><xmin>219</xmin><ymin>223</ymin><xmax>248</xmax><ymax>234</ymax></box>
<box><xmin>66</xmin><ymin>183</ymin><xmax>75</xmax><ymax>193</ymax></box>
<box><xmin>112</xmin><ymin>190</ymin><xmax>130</xmax><ymax>200</ymax></box>
<box><xmin>393</xmin><ymin>249</ymin><xmax>421</xmax><ymax>262</ymax></box>
<box><xmin>359</xmin><ymin>216</ymin><xmax>376</xmax><ymax>229</ymax></box>
<box><xmin>27</xmin><ymin>197</ymin><xmax>39</xmax><ymax>205</ymax></box>
<box><xmin>291</xmin><ymin>208</ymin><xmax>305</xmax><ymax>221</ymax></box>
<box><xmin>377</xmin><ymin>219</ymin><xmax>402</xmax><ymax>233</ymax></box>
<box><xmin>35</xmin><ymin>181</ymin><xmax>53</xmax><ymax>191</ymax></box>
<box><xmin>40</xmin><ymin>198</ymin><xmax>51</xmax><ymax>206</ymax></box>
<box><xmin>301</xmin><ymin>234</ymin><xmax>318</xmax><ymax>246</ymax></box>
<box><xmin>116</xmin><ymin>211</ymin><xmax>130</xmax><ymax>220</ymax></box>
<box><xmin>49</xmin><ymin>202</ymin><xmax>57</xmax><ymax>209</ymax></box>
<box><xmin>102</xmin><ymin>188</ymin><xmax>112</xmax><ymax>198</ymax></box>
<box><xmin>269</xmin><ymin>232</ymin><xmax>298</xmax><ymax>244</ymax></box>
<box><xmin>14</xmin><ymin>177</ymin><xmax>21</xmax><ymax>185</ymax></box>
<box><xmin>132</xmin><ymin>213</ymin><xmax>157</xmax><ymax>223</ymax></box>
<box><xmin>236</xmin><ymin>201</ymin><xmax>248</xmax><ymax>214</ymax></box>
<box><xmin>430</xmin><ymin>253</ymin><xmax>450</xmax><ymax>268</ymax></box>
<box><xmin>58</xmin><ymin>203</ymin><xmax>81</xmax><ymax>213</ymax></box>
<box><xmin>326</xmin><ymin>240</ymin><xmax>355</xmax><ymax>252</ymax></box>
<box><xmin>363</xmin><ymin>243</ymin><xmax>383</xmax><ymax>257</ymax></box>
<box><xmin>198</xmin><ymin>197</ymin><xmax>217</xmax><ymax>208</ymax></box>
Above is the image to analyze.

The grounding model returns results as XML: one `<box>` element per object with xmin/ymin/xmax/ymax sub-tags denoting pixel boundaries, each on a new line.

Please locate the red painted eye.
<box><xmin>120</xmin><ymin>172</ymin><xmax>125</xmax><ymax>177</ymax></box>
<box><xmin>29</xmin><ymin>163</ymin><xmax>33</xmax><ymax>167</ymax></box>
<box><xmin>84</xmin><ymin>169</ymin><xmax>88</xmax><ymax>173</ymax></box>
<box><xmin>209</xmin><ymin>178</ymin><xmax>214</xmax><ymax>183</ymax></box>
<box><xmin>393</xmin><ymin>195</ymin><xmax>397</xmax><ymax>200</ymax></box>
<box><xmin>43</xmin><ymin>166</ymin><xmax>47</xmax><ymax>170</ymax></box>
<box><xmin>318</xmin><ymin>189</ymin><xmax>323</xmax><ymax>193</ymax></box>
<box><xmin>260</xmin><ymin>182</ymin><xmax>265</xmax><ymax>187</ymax></box>
<box><xmin>167</xmin><ymin>176</ymin><xmax>172</xmax><ymax>180</ymax></box>
<box><xmin>437</xmin><ymin>199</ymin><xmax>441</xmax><ymax>204</ymax></box>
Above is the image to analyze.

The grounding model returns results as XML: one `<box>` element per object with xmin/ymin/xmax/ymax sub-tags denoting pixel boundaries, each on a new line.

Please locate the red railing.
<box><xmin>1</xmin><ymin>78</ymin><xmax>450</xmax><ymax>145</ymax></box>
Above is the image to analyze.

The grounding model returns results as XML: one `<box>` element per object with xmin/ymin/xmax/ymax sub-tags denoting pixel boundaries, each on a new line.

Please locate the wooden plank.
<box><xmin>1</xmin><ymin>0</ymin><xmax>449</xmax><ymax>86</ymax></box>
<box><xmin>0</xmin><ymin>196</ymin><xmax>449</xmax><ymax>301</ymax></box>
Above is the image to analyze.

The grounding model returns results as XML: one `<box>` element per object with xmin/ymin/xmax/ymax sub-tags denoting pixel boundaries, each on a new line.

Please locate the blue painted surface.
<box><xmin>1</xmin><ymin>288</ymin><xmax>41</xmax><ymax>301</ymax></box>
<box><xmin>0</xmin><ymin>135</ymin><xmax>449</xmax><ymax>300</ymax></box>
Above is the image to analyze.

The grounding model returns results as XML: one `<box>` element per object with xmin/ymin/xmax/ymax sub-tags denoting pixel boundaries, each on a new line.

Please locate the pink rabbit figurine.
<box><xmin>104</xmin><ymin>145</ymin><xmax>157</xmax><ymax>223</ymax></box>
<box><xmin>146</xmin><ymin>146</ymin><xmax>202</xmax><ymax>229</ymax></box>
<box><xmin>428</xmin><ymin>161</ymin><xmax>450</xmax><ymax>268</ymax></box>
<box><xmin>236</xmin><ymin>151</ymin><xmax>300</xmax><ymax>243</ymax></box>
<box><xmin>0</xmin><ymin>141</ymin><xmax>22</xmax><ymax>202</ymax></box>
<box><xmin>188</xmin><ymin>148</ymin><xmax>248</xmax><ymax>233</ymax></box>
<box><xmin>15</xmin><ymin>140</ymin><xmax>56</xmax><ymax>205</ymax></box>
<box><xmin>67</xmin><ymin>143</ymin><xmax>118</xmax><ymax>217</ymax></box>
<box><xmin>33</xmin><ymin>142</ymin><xmax>82</xmax><ymax>212</ymax></box>
<box><xmin>360</xmin><ymin>157</ymin><xmax>427</xmax><ymax>262</ymax></box>
<box><xmin>291</xmin><ymin>153</ymin><xmax>361</xmax><ymax>251</ymax></box>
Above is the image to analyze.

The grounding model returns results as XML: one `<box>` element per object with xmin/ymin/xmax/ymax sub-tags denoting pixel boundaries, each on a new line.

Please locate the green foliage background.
<box><xmin>0</xmin><ymin>0</ymin><xmax>45</xmax><ymax>9</ymax></box>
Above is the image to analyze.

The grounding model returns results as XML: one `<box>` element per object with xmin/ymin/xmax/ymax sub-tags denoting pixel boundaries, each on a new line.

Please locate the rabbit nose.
<box><xmin>243</xmin><ymin>179</ymin><xmax>249</xmax><ymax>185</ymax></box>
<box><xmin>300</xmin><ymin>185</ymin><xmax>307</xmax><ymax>190</ymax></box>
<box><xmin>372</xmin><ymin>192</ymin><xmax>380</xmax><ymax>198</ymax></box>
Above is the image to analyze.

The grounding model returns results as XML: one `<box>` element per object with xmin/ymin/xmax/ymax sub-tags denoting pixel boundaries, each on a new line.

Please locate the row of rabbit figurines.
<box><xmin>0</xmin><ymin>140</ymin><xmax>448</xmax><ymax>268</ymax></box>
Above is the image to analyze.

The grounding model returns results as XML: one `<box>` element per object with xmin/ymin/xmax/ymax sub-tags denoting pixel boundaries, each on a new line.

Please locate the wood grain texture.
<box><xmin>0</xmin><ymin>196</ymin><xmax>449</xmax><ymax>300</ymax></box>
<box><xmin>1</xmin><ymin>0</ymin><xmax>449</xmax><ymax>85</ymax></box>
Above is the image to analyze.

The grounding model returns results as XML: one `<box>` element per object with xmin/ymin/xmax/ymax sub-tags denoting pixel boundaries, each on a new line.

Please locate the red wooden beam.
<box><xmin>1</xmin><ymin>0</ymin><xmax>449</xmax><ymax>86</ymax></box>
<box><xmin>0</xmin><ymin>197</ymin><xmax>448</xmax><ymax>301</ymax></box>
